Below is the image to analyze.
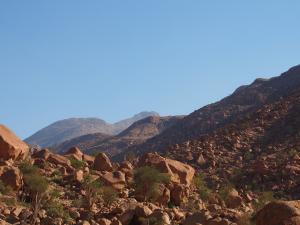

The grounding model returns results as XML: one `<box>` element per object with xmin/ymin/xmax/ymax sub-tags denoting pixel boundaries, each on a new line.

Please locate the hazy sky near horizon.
<box><xmin>1</xmin><ymin>1</ymin><xmax>300</xmax><ymax>138</ymax></box>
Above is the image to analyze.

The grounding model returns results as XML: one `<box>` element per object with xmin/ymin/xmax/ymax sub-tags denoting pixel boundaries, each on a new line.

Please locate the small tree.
<box><xmin>20</xmin><ymin>161</ymin><xmax>49</xmax><ymax>225</ymax></box>
<box><xmin>134</xmin><ymin>166</ymin><xmax>170</xmax><ymax>202</ymax></box>
<box><xmin>193</xmin><ymin>173</ymin><xmax>211</xmax><ymax>201</ymax></box>
<box><xmin>81</xmin><ymin>174</ymin><xmax>103</xmax><ymax>210</ymax></box>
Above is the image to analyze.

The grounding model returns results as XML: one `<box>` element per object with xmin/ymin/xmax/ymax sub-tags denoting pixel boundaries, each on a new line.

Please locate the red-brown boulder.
<box><xmin>0</xmin><ymin>125</ymin><xmax>29</xmax><ymax>161</ymax></box>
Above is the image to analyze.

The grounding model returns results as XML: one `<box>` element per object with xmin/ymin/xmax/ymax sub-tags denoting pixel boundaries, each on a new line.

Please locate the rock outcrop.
<box><xmin>138</xmin><ymin>153</ymin><xmax>195</xmax><ymax>185</ymax></box>
<box><xmin>93</xmin><ymin>153</ymin><xmax>113</xmax><ymax>172</ymax></box>
<box><xmin>256</xmin><ymin>201</ymin><xmax>300</xmax><ymax>225</ymax></box>
<box><xmin>0</xmin><ymin>125</ymin><xmax>29</xmax><ymax>161</ymax></box>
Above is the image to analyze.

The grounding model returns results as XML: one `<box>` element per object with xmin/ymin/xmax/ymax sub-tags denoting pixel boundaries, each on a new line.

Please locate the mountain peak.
<box><xmin>25</xmin><ymin>111</ymin><xmax>161</xmax><ymax>148</ymax></box>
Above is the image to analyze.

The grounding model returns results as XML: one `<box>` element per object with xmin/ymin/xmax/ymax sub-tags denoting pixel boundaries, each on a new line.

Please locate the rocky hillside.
<box><xmin>0</xmin><ymin>124</ymin><xmax>300</xmax><ymax>225</ymax></box>
<box><xmin>56</xmin><ymin>116</ymin><xmax>183</xmax><ymax>157</ymax></box>
<box><xmin>124</xmin><ymin>65</ymin><xmax>300</xmax><ymax>157</ymax></box>
<box><xmin>52</xmin><ymin>133</ymin><xmax>112</xmax><ymax>154</ymax></box>
<box><xmin>25</xmin><ymin>111</ymin><xmax>159</xmax><ymax>148</ymax></box>
<box><xmin>166</xmin><ymin>86</ymin><xmax>300</xmax><ymax>198</ymax></box>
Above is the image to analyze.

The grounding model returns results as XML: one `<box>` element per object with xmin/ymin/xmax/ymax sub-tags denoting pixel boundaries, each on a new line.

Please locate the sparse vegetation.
<box><xmin>81</xmin><ymin>174</ymin><xmax>103</xmax><ymax>210</ymax></box>
<box><xmin>219</xmin><ymin>182</ymin><xmax>234</xmax><ymax>201</ymax></box>
<box><xmin>20</xmin><ymin>161</ymin><xmax>49</xmax><ymax>225</ymax></box>
<box><xmin>193</xmin><ymin>173</ymin><xmax>211</xmax><ymax>200</ymax></box>
<box><xmin>134</xmin><ymin>166</ymin><xmax>170</xmax><ymax>202</ymax></box>
<box><xmin>0</xmin><ymin>180</ymin><xmax>13</xmax><ymax>195</ymax></box>
<box><xmin>253</xmin><ymin>191</ymin><xmax>275</xmax><ymax>212</ymax></box>
<box><xmin>101</xmin><ymin>186</ymin><xmax>118</xmax><ymax>206</ymax></box>
<box><xmin>288</xmin><ymin>148</ymin><xmax>298</xmax><ymax>158</ymax></box>
<box><xmin>69</xmin><ymin>158</ymin><xmax>85</xmax><ymax>170</ymax></box>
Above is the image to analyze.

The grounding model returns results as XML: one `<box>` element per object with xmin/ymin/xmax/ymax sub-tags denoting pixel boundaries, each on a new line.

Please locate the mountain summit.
<box><xmin>24</xmin><ymin>111</ymin><xmax>159</xmax><ymax>148</ymax></box>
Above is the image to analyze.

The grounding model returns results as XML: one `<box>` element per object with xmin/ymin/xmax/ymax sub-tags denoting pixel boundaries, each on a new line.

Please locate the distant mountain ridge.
<box><xmin>25</xmin><ymin>111</ymin><xmax>159</xmax><ymax>148</ymax></box>
<box><xmin>55</xmin><ymin>115</ymin><xmax>183</xmax><ymax>156</ymax></box>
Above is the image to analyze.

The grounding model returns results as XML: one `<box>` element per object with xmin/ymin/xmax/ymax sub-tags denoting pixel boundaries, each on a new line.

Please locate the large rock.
<box><xmin>32</xmin><ymin>149</ymin><xmax>51</xmax><ymax>160</ymax></box>
<box><xmin>47</xmin><ymin>153</ymin><xmax>71</xmax><ymax>167</ymax></box>
<box><xmin>138</xmin><ymin>153</ymin><xmax>195</xmax><ymax>185</ymax></box>
<box><xmin>64</xmin><ymin>147</ymin><xmax>83</xmax><ymax>161</ymax></box>
<box><xmin>99</xmin><ymin>171</ymin><xmax>126</xmax><ymax>190</ymax></box>
<box><xmin>225</xmin><ymin>188</ymin><xmax>243</xmax><ymax>209</ymax></box>
<box><xmin>93</xmin><ymin>153</ymin><xmax>113</xmax><ymax>172</ymax></box>
<box><xmin>171</xmin><ymin>183</ymin><xmax>190</xmax><ymax>206</ymax></box>
<box><xmin>182</xmin><ymin>211</ymin><xmax>212</xmax><ymax>225</ymax></box>
<box><xmin>82</xmin><ymin>154</ymin><xmax>95</xmax><ymax>165</ymax></box>
<box><xmin>0</xmin><ymin>125</ymin><xmax>29</xmax><ymax>161</ymax></box>
<box><xmin>0</xmin><ymin>166</ymin><xmax>22</xmax><ymax>190</ymax></box>
<box><xmin>256</xmin><ymin>201</ymin><xmax>300</xmax><ymax>225</ymax></box>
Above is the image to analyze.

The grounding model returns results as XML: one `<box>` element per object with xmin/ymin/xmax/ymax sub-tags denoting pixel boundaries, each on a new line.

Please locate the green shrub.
<box><xmin>1</xmin><ymin>197</ymin><xmax>17</xmax><ymax>206</ymax></box>
<box><xmin>288</xmin><ymin>148</ymin><xmax>298</xmax><ymax>158</ymax></box>
<box><xmin>219</xmin><ymin>182</ymin><xmax>234</xmax><ymax>201</ymax></box>
<box><xmin>46</xmin><ymin>200</ymin><xmax>70</xmax><ymax>221</ymax></box>
<box><xmin>20</xmin><ymin>161</ymin><xmax>49</xmax><ymax>224</ymax></box>
<box><xmin>81</xmin><ymin>174</ymin><xmax>103</xmax><ymax>210</ymax></box>
<box><xmin>70</xmin><ymin>158</ymin><xmax>85</xmax><ymax>170</ymax></box>
<box><xmin>101</xmin><ymin>186</ymin><xmax>118</xmax><ymax>206</ymax></box>
<box><xmin>253</xmin><ymin>191</ymin><xmax>275</xmax><ymax>212</ymax></box>
<box><xmin>134</xmin><ymin>166</ymin><xmax>170</xmax><ymax>202</ymax></box>
<box><xmin>193</xmin><ymin>173</ymin><xmax>211</xmax><ymax>200</ymax></box>
<box><xmin>0</xmin><ymin>180</ymin><xmax>13</xmax><ymax>195</ymax></box>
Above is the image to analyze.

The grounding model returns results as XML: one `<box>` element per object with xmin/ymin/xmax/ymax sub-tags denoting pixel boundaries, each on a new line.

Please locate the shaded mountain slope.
<box><xmin>124</xmin><ymin>65</ymin><xmax>300</xmax><ymax>157</ymax></box>
<box><xmin>52</xmin><ymin>132</ymin><xmax>112</xmax><ymax>153</ymax></box>
<box><xmin>166</xmin><ymin>86</ymin><xmax>300</xmax><ymax>198</ymax></box>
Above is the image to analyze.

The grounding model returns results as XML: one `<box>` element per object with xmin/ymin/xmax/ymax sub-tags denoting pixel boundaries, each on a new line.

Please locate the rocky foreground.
<box><xmin>1</xmin><ymin>124</ymin><xmax>300</xmax><ymax>225</ymax></box>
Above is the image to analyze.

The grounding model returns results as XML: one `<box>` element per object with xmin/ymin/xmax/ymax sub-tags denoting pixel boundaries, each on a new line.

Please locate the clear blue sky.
<box><xmin>1</xmin><ymin>1</ymin><xmax>300</xmax><ymax>139</ymax></box>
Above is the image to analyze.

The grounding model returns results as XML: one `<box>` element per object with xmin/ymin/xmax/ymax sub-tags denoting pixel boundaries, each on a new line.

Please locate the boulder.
<box><xmin>138</xmin><ymin>153</ymin><xmax>195</xmax><ymax>185</ymax></box>
<box><xmin>32</xmin><ymin>149</ymin><xmax>51</xmax><ymax>160</ymax></box>
<box><xmin>182</xmin><ymin>211</ymin><xmax>212</xmax><ymax>225</ymax></box>
<box><xmin>98</xmin><ymin>218</ymin><xmax>111</xmax><ymax>225</ymax></box>
<box><xmin>82</xmin><ymin>154</ymin><xmax>95</xmax><ymax>165</ymax></box>
<box><xmin>64</xmin><ymin>147</ymin><xmax>83</xmax><ymax>161</ymax></box>
<box><xmin>0</xmin><ymin>166</ymin><xmax>22</xmax><ymax>190</ymax></box>
<box><xmin>111</xmin><ymin>219</ymin><xmax>122</xmax><ymax>225</ymax></box>
<box><xmin>119</xmin><ymin>161</ymin><xmax>133</xmax><ymax>172</ymax></box>
<box><xmin>171</xmin><ymin>183</ymin><xmax>190</xmax><ymax>206</ymax></box>
<box><xmin>225</xmin><ymin>189</ymin><xmax>243</xmax><ymax>209</ymax></box>
<box><xmin>74</xmin><ymin>170</ymin><xmax>84</xmax><ymax>182</ymax></box>
<box><xmin>47</xmin><ymin>153</ymin><xmax>71</xmax><ymax>167</ymax></box>
<box><xmin>93</xmin><ymin>153</ymin><xmax>113</xmax><ymax>172</ymax></box>
<box><xmin>0</xmin><ymin>125</ymin><xmax>29</xmax><ymax>161</ymax></box>
<box><xmin>148</xmin><ymin>210</ymin><xmax>171</xmax><ymax>225</ymax></box>
<box><xmin>256</xmin><ymin>201</ymin><xmax>300</xmax><ymax>225</ymax></box>
<box><xmin>155</xmin><ymin>184</ymin><xmax>170</xmax><ymax>206</ymax></box>
<box><xmin>134</xmin><ymin>204</ymin><xmax>152</xmax><ymax>217</ymax></box>
<box><xmin>99</xmin><ymin>171</ymin><xmax>126</xmax><ymax>190</ymax></box>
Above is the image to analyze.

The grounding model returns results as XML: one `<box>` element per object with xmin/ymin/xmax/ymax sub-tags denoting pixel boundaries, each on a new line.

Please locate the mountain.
<box><xmin>25</xmin><ymin>111</ymin><xmax>158</xmax><ymax>148</ymax></box>
<box><xmin>52</xmin><ymin>132</ymin><xmax>112</xmax><ymax>153</ymax></box>
<box><xmin>166</xmin><ymin>82</ymin><xmax>300</xmax><ymax>198</ymax></box>
<box><xmin>112</xmin><ymin>111</ymin><xmax>159</xmax><ymax>134</ymax></box>
<box><xmin>55</xmin><ymin>115</ymin><xmax>184</xmax><ymax>156</ymax></box>
<box><xmin>119</xmin><ymin>65</ymin><xmax>300</xmax><ymax>158</ymax></box>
